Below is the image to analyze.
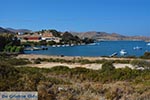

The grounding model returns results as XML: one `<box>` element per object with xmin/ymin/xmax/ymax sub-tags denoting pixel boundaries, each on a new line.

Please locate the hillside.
<box><xmin>0</xmin><ymin>27</ymin><xmax>15</xmax><ymax>34</ymax></box>
<box><xmin>71</xmin><ymin>31</ymin><xmax>150</xmax><ymax>41</ymax></box>
<box><xmin>1</xmin><ymin>26</ymin><xmax>150</xmax><ymax>41</ymax></box>
<box><xmin>6</xmin><ymin>28</ymin><xmax>31</xmax><ymax>34</ymax></box>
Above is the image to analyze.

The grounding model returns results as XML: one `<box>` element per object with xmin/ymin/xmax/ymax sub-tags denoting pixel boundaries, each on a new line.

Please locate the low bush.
<box><xmin>101</xmin><ymin>61</ymin><xmax>115</xmax><ymax>72</ymax></box>
<box><xmin>130</xmin><ymin>60</ymin><xmax>150</xmax><ymax>69</ymax></box>
<box><xmin>34</xmin><ymin>59</ymin><xmax>41</xmax><ymax>64</ymax></box>
<box><xmin>1</xmin><ymin>56</ymin><xmax>150</xmax><ymax>99</ymax></box>
<box><xmin>140</xmin><ymin>52</ymin><xmax>150</xmax><ymax>59</ymax></box>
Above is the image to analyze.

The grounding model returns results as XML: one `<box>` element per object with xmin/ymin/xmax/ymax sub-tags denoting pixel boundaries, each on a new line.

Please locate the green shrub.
<box><xmin>130</xmin><ymin>60</ymin><xmax>150</xmax><ymax>69</ymax></box>
<box><xmin>0</xmin><ymin>61</ymin><xmax>20</xmax><ymax>90</ymax></box>
<box><xmin>15</xmin><ymin>46</ymin><xmax>24</xmax><ymax>53</ymax></box>
<box><xmin>140</xmin><ymin>52</ymin><xmax>150</xmax><ymax>59</ymax></box>
<box><xmin>101</xmin><ymin>61</ymin><xmax>115</xmax><ymax>72</ymax></box>
<box><xmin>50</xmin><ymin>66</ymin><xmax>70</xmax><ymax>73</ymax></box>
<box><xmin>4</xmin><ymin>45</ymin><xmax>12</xmax><ymax>52</ymax></box>
<box><xmin>34</xmin><ymin>59</ymin><xmax>41</xmax><ymax>64</ymax></box>
<box><xmin>6</xmin><ymin>58</ymin><xmax>31</xmax><ymax>65</ymax></box>
<box><xmin>10</xmin><ymin>46</ymin><xmax>17</xmax><ymax>52</ymax></box>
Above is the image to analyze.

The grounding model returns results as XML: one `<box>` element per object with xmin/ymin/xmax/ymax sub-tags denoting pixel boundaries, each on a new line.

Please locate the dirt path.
<box><xmin>16</xmin><ymin>54</ymin><xmax>138</xmax><ymax>70</ymax></box>
<box><xmin>24</xmin><ymin>62</ymin><xmax>134</xmax><ymax>70</ymax></box>
<box><xmin>17</xmin><ymin>54</ymin><xmax>134</xmax><ymax>61</ymax></box>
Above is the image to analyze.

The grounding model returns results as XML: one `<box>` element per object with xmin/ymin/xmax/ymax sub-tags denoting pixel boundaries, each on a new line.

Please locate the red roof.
<box><xmin>24</xmin><ymin>37</ymin><xmax>41</xmax><ymax>40</ymax></box>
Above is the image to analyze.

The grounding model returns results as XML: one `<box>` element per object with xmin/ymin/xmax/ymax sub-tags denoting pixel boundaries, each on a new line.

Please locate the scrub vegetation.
<box><xmin>1</xmin><ymin>55</ymin><xmax>150</xmax><ymax>100</ymax></box>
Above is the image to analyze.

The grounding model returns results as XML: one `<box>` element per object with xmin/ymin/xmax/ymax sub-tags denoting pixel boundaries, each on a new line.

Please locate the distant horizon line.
<box><xmin>1</xmin><ymin>26</ymin><xmax>150</xmax><ymax>37</ymax></box>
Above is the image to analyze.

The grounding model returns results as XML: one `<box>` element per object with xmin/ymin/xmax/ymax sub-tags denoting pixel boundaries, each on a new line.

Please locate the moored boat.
<box><xmin>109</xmin><ymin>52</ymin><xmax>118</xmax><ymax>57</ymax></box>
<box><xmin>147</xmin><ymin>43</ymin><xmax>150</xmax><ymax>46</ymax></box>
<box><xmin>120</xmin><ymin>49</ymin><xmax>127</xmax><ymax>56</ymax></box>
<box><xmin>133</xmin><ymin>46</ymin><xmax>142</xmax><ymax>50</ymax></box>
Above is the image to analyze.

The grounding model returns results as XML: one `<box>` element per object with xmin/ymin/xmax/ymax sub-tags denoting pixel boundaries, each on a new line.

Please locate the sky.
<box><xmin>0</xmin><ymin>0</ymin><xmax>150</xmax><ymax>36</ymax></box>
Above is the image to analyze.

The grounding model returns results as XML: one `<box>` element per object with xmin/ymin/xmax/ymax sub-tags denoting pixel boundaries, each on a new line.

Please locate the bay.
<box><xmin>24</xmin><ymin>41</ymin><xmax>150</xmax><ymax>57</ymax></box>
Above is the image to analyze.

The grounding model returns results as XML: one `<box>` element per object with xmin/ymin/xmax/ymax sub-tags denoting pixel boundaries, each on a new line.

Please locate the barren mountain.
<box><xmin>6</xmin><ymin>28</ymin><xmax>31</xmax><ymax>33</ymax></box>
<box><xmin>71</xmin><ymin>31</ymin><xmax>150</xmax><ymax>41</ymax></box>
<box><xmin>0</xmin><ymin>27</ymin><xmax>15</xmax><ymax>34</ymax></box>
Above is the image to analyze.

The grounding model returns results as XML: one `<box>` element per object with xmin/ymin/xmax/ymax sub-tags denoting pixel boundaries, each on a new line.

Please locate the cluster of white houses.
<box><xmin>17</xmin><ymin>32</ymin><xmax>61</xmax><ymax>43</ymax></box>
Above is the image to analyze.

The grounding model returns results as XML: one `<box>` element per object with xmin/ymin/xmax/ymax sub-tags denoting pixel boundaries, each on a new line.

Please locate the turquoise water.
<box><xmin>24</xmin><ymin>41</ymin><xmax>150</xmax><ymax>57</ymax></box>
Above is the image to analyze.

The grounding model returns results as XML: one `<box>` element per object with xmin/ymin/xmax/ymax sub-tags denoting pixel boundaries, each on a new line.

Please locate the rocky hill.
<box><xmin>71</xmin><ymin>31</ymin><xmax>150</xmax><ymax>41</ymax></box>
<box><xmin>0</xmin><ymin>27</ymin><xmax>15</xmax><ymax>34</ymax></box>
<box><xmin>6</xmin><ymin>28</ymin><xmax>31</xmax><ymax>34</ymax></box>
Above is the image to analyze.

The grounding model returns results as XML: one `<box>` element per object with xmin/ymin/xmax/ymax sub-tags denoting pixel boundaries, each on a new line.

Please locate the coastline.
<box><xmin>16</xmin><ymin>54</ymin><xmax>135</xmax><ymax>70</ymax></box>
<box><xmin>16</xmin><ymin>54</ymin><xmax>134</xmax><ymax>61</ymax></box>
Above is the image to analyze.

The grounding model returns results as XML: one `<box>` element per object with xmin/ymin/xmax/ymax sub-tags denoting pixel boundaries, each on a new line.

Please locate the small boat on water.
<box><xmin>88</xmin><ymin>42</ymin><xmax>100</xmax><ymax>46</ymax></box>
<box><xmin>120</xmin><ymin>49</ymin><xmax>127</xmax><ymax>56</ymax></box>
<box><xmin>24</xmin><ymin>47</ymin><xmax>41</xmax><ymax>51</ymax></box>
<box><xmin>133</xmin><ymin>46</ymin><xmax>142</xmax><ymax>50</ymax></box>
<box><xmin>41</xmin><ymin>46</ymin><xmax>48</xmax><ymax>50</ymax></box>
<box><xmin>109</xmin><ymin>52</ymin><xmax>118</xmax><ymax>57</ymax></box>
<box><xmin>147</xmin><ymin>43</ymin><xmax>150</xmax><ymax>46</ymax></box>
<box><xmin>57</xmin><ymin>45</ymin><xmax>61</xmax><ymax>47</ymax></box>
<box><xmin>24</xmin><ymin>47</ymin><xmax>34</xmax><ymax>51</ymax></box>
<box><xmin>52</xmin><ymin>45</ymin><xmax>56</xmax><ymax>47</ymax></box>
<box><xmin>65</xmin><ymin>44</ymin><xmax>70</xmax><ymax>47</ymax></box>
<box><xmin>61</xmin><ymin>45</ymin><xmax>65</xmax><ymax>47</ymax></box>
<box><xmin>70</xmin><ymin>44</ymin><xmax>74</xmax><ymax>46</ymax></box>
<box><xmin>32</xmin><ymin>47</ymin><xmax>41</xmax><ymax>50</ymax></box>
<box><xmin>88</xmin><ymin>43</ymin><xmax>96</xmax><ymax>45</ymax></box>
<box><xmin>24</xmin><ymin>46</ymin><xmax>48</xmax><ymax>51</ymax></box>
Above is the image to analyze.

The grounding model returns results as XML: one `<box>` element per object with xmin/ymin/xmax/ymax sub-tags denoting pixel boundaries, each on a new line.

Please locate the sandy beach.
<box><xmin>16</xmin><ymin>54</ymin><xmax>135</xmax><ymax>70</ymax></box>
<box><xmin>17</xmin><ymin>54</ymin><xmax>134</xmax><ymax>61</ymax></box>
<box><xmin>26</xmin><ymin>62</ymin><xmax>133</xmax><ymax>70</ymax></box>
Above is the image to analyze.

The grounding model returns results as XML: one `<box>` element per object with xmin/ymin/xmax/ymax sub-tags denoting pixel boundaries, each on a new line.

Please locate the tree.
<box><xmin>39</xmin><ymin>40</ymin><xmax>47</xmax><ymax>46</ymax></box>
<box><xmin>82</xmin><ymin>38</ymin><xmax>94</xmax><ymax>44</ymax></box>
<box><xmin>49</xmin><ymin>29</ymin><xmax>61</xmax><ymax>37</ymax></box>
<box><xmin>0</xmin><ymin>33</ymin><xmax>14</xmax><ymax>51</ymax></box>
<box><xmin>47</xmin><ymin>41</ymin><xmax>56</xmax><ymax>45</ymax></box>
<box><xmin>10</xmin><ymin>46</ymin><xmax>17</xmax><ymax>52</ymax></box>
<box><xmin>15</xmin><ymin>46</ymin><xmax>24</xmax><ymax>53</ymax></box>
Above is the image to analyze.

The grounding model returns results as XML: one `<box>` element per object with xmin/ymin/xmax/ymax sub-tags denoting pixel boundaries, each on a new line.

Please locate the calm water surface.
<box><xmin>25</xmin><ymin>41</ymin><xmax>150</xmax><ymax>57</ymax></box>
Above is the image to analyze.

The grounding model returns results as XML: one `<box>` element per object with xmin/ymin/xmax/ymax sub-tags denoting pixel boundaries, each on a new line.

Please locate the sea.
<box><xmin>24</xmin><ymin>41</ymin><xmax>150</xmax><ymax>57</ymax></box>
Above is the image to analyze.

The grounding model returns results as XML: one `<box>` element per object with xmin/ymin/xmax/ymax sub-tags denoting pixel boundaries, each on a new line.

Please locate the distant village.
<box><xmin>15</xmin><ymin>29</ymin><xmax>94</xmax><ymax>47</ymax></box>
<box><xmin>17</xmin><ymin>30</ymin><xmax>61</xmax><ymax>43</ymax></box>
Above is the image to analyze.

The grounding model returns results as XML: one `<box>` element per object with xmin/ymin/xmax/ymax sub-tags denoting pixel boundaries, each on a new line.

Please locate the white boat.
<box><xmin>52</xmin><ymin>45</ymin><xmax>56</xmax><ymax>47</ymax></box>
<box><xmin>32</xmin><ymin>47</ymin><xmax>41</xmax><ymax>50</ymax></box>
<box><xmin>62</xmin><ymin>45</ymin><xmax>65</xmax><ymax>47</ymax></box>
<box><xmin>88</xmin><ymin>43</ymin><xmax>96</xmax><ymax>45</ymax></box>
<box><xmin>70</xmin><ymin>44</ymin><xmax>74</xmax><ymax>46</ymax></box>
<box><xmin>120</xmin><ymin>49</ymin><xmax>127</xmax><ymax>56</ymax></box>
<box><xmin>24</xmin><ymin>47</ymin><xmax>33</xmax><ymax>51</ymax></box>
<box><xmin>41</xmin><ymin>46</ymin><xmax>48</xmax><ymax>50</ymax></box>
<box><xmin>133</xmin><ymin>46</ymin><xmax>142</xmax><ymax>50</ymax></box>
<box><xmin>109</xmin><ymin>52</ymin><xmax>118</xmax><ymax>57</ymax></box>
<box><xmin>65</xmin><ymin>44</ymin><xmax>69</xmax><ymax>47</ymax></box>
<box><xmin>147</xmin><ymin>43</ymin><xmax>150</xmax><ymax>46</ymax></box>
<box><xmin>57</xmin><ymin>45</ymin><xmax>61</xmax><ymax>47</ymax></box>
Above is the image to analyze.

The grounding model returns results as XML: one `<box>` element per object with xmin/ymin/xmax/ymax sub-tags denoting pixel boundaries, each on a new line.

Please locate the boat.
<box><xmin>32</xmin><ymin>47</ymin><xmax>42</xmax><ymax>50</ymax></box>
<box><xmin>109</xmin><ymin>52</ymin><xmax>118</xmax><ymax>57</ymax></box>
<box><xmin>41</xmin><ymin>46</ymin><xmax>48</xmax><ymax>50</ymax></box>
<box><xmin>70</xmin><ymin>44</ymin><xmax>74</xmax><ymax>46</ymax></box>
<box><xmin>62</xmin><ymin>45</ymin><xmax>65</xmax><ymax>47</ymax></box>
<box><xmin>52</xmin><ymin>45</ymin><xmax>56</xmax><ymax>47</ymax></box>
<box><xmin>24</xmin><ymin>47</ymin><xmax>42</xmax><ymax>51</ymax></box>
<box><xmin>24</xmin><ymin>47</ymin><xmax>34</xmax><ymax>51</ymax></box>
<box><xmin>56</xmin><ymin>45</ymin><xmax>61</xmax><ymax>47</ymax></box>
<box><xmin>120</xmin><ymin>49</ymin><xmax>127</xmax><ymax>56</ymax></box>
<box><xmin>133</xmin><ymin>46</ymin><xmax>142</xmax><ymax>50</ymax></box>
<box><xmin>65</xmin><ymin>44</ymin><xmax>70</xmax><ymax>47</ymax></box>
<box><xmin>147</xmin><ymin>43</ymin><xmax>150</xmax><ymax>46</ymax></box>
<box><xmin>88</xmin><ymin>43</ymin><xmax>96</xmax><ymax>45</ymax></box>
